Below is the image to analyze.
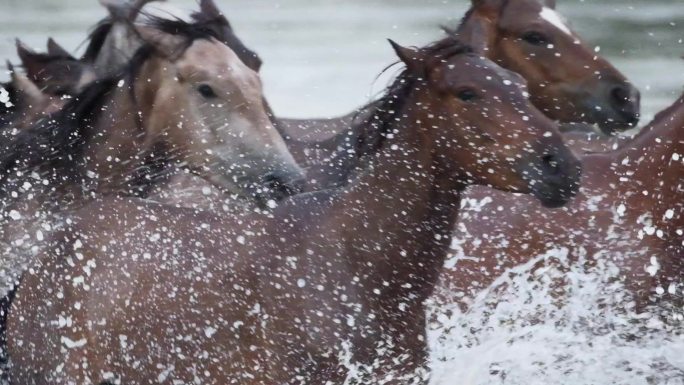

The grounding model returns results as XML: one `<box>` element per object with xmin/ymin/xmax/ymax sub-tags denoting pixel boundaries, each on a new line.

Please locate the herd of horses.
<box><xmin>0</xmin><ymin>0</ymin><xmax>679</xmax><ymax>383</ymax></box>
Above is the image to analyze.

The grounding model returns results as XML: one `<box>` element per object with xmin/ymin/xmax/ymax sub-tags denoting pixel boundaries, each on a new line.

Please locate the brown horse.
<box><xmin>0</xmin><ymin>40</ymin><xmax>76</xmax><ymax>129</ymax></box>
<box><xmin>0</xmin><ymin>17</ymin><xmax>303</xmax><ymax>294</ymax></box>
<box><xmin>15</xmin><ymin>39</ymin><xmax>97</xmax><ymax>98</ymax></box>
<box><xmin>434</xmin><ymin>91</ymin><xmax>684</xmax><ymax>321</ymax></box>
<box><xmin>0</xmin><ymin>61</ymin><xmax>65</xmax><ymax>130</ymax></box>
<box><xmin>273</xmin><ymin>0</ymin><xmax>640</xmax><ymax>192</ymax></box>
<box><xmin>456</xmin><ymin>0</ymin><xmax>640</xmax><ymax>134</ymax></box>
<box><xmin>6</xmin><ymin>37</ymin><xmax>581</xmax><ymax>385</ymax></box>
<box><xmin>24</xmin><ymin>0</ymin><xmax>638</xmax><ymax>154</ymax></box>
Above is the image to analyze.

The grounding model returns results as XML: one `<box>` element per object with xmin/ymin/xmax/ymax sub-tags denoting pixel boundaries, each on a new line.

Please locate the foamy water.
<box><xmin>428</xmin><ymin>247</ymin><xmax>684</xmax><ymax>384</ymax></box>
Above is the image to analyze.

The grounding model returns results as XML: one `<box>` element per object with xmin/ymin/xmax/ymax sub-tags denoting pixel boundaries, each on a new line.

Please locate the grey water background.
<box><xmin>0</xmin><ymin>0</ymin><xmax>682</xmax><ymax>123</ymax></box>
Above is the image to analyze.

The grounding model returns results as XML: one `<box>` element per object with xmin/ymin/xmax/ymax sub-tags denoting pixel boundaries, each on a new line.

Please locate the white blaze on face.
<box><xmin>540</xmin><ymin>7</ymin><xmax>573</xmax><ymax>36</ymax></box>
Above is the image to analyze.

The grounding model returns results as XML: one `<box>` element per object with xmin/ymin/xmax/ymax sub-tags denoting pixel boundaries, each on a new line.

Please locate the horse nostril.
<box><xmin>261</xmin><ymin>172</ymin><xmax>305</xmax><ymax>202</ymax></box>
<box><xmin>541</xmin><ymin>154</ymin><xmax>561</xmax><ymax>175</ymax></box>
<box><xmin>611</xmin><ymin>85</ymin><xmax>630</xmax><ymax>106</ymax></box>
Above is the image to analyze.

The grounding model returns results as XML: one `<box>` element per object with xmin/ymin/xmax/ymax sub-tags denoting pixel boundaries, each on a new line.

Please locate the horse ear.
<box><xmin>47</xmin><ymin>38</ymin><xmax>75</xmax><ymax>59</ymax></box>
<box><xmin>194</xmin><ymin>0</ymin><xmax>232</xmax><ymax>28</ymax></box>
<box><xmin>453</xmin><ymin>11</ymin><xmax>494</xmax><ymax>54</ymax></box>
<box><xmin>137</xmin><ymin>27</ymin><xmax>187</xmax><ymax>59</ymax></box>
<box><xmin>16</xmin><ymin>40</ymin><xmax>44</xmax><ymax>81</ymax></box>
<box><xmin>8</xmin><ymin>61</ymin><xmax>47</xmax><ymax>107</ymax></box>
<box><xmin>100</xmin><ymin>0</ymin><xmax>162</xmax><ymax>21</ymax></box>
<box><xmin>389</xmin><ymin>40</ymin><xmax>427</xmax><ymax>77</ymax></box>
<box><xmin>200</xmin><ymin>0</ymin><xmax>223</xmax><ymax>19</ymax></box>
<box><xmin>389</xmin><ymin>40</ymin><xmax>429</xmax><ymax>77</ymax></box>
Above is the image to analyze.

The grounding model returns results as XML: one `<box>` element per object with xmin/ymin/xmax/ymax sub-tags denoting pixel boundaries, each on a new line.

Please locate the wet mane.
<box><xmin>0</xmin><ymin>82</ymin><xmax>17</xmax><ymax>127</ymax></box>
<box><xmin>0</xmin><ymin>76</ymin><xmax>118</xmax><ymax>193</ymax></box>
<box><xmin>352</xmin><ymin>36</ymin><xmax>474</xmax><ymax>159</ymax></box>
<box><xmin>189</xmin><ymin>11</ymin><xmax>262</xmax><ymax>71</ymax></box>
<box><xmin>82</xmin><ymin>19</ymin><xmax>114</xmax><ymax>62</ymax></box>
<box><xmin>145</xmin><ymin>15</ymin><xmax>219</xmax><ymax>47</ymax></box>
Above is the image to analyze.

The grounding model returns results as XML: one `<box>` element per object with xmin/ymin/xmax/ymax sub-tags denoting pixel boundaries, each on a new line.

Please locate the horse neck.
<box><xmin>336</xmin><ymin>85</ymin><xmax>465</xmax><ymax>309</ymax></box>
<box><xmin>612</xmin><ymin>94</ymin><xmax>684</xmax><ymax>188</ymax></box>
<box><xmin>582</xmin><ymin>94</ymin><xmax>684</xmax><ymax>236</ymax></box>
<box><xmin>84</xmin><ymin>57</ymin><xmax>169</xmax><ymax>196</ymax></box>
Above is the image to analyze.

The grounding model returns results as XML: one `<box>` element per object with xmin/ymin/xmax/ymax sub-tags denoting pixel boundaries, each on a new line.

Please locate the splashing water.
<box><xmin>428</xmin><ymin>248</ymin><xmax>684</xmax><ymax>385</ymax></box>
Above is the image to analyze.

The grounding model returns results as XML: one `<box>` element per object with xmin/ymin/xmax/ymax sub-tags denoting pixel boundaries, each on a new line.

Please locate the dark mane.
<box><xmin>316</xmin><ymin>36</ymin><xmax>473</xmax><ymax>187</ymax></box>
<box><xmin>82</xmin><ymin>19</ymin><xmax>114</xmax><ymax>63</ymax></box>
<box><xmin>145</xmin><ymin>15</ymin><xmax>219</xmax><ymax>45</ymax></box>
<box><xmin>352</xmin><ymin>36</ymin><xmax>474</xmax><ymax>158</ymax></box>
<box><xmin>0</xmin><ymin>77</ymin><xmax>119</xmax><ymax>193</ymax></box>
<box><xmin>0</xmin><ymin>82</ymin><xmax>17</xmax><ymax>127</ymax></box>
<box><xmin>189</xmin><ymin>11</ymin><xmax>262</xmax><ymax>72</ymax></box>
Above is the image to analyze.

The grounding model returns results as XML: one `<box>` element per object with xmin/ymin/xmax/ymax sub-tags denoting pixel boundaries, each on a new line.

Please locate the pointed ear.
<box><xmin>389</xmin><ymin>40</ymin><xmax>427</xmax><ymax>77</ymax></box>
<box><xmin>454</xmin><ymin>10</ymin><xmax>495</xmax><ymax>54</ymax></box>
<box><xmin>8</xmin><ymin>61</ymin><xmax>47</xmax><ymax>107</ymax></box>
<box><xmin>99</xmin><ymin>0</ymin><xmax>130</xmax><ymax>20</ymax></box>
<box><xmin>200</xmin><ymin>0</ymin><xmax>223</xmax><ymax>19</ymax></box>
<box><xmin>16</xmin><ymin>39</ymin><xmax>45</xmax><ymax>81</ymax></box>
<box><xmin>47</xmin><ymin>38</ymin><xmax>75</xmax><ymax>59</ymax></box>
<box><xmin>194</xmin><ymin>0</ymin><xmax>231</xmax><ymax>27</ymax></box>
<box><xmin>137</xmin><ymin>27</ymin><xmax>188</xmax><ymax>59</ymax></box>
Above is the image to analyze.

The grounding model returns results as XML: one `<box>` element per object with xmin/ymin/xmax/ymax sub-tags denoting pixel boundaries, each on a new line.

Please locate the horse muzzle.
<box><xmin>520</xmin><ymin>146</ymin><xmax>583</xmax><ymax>209</ymax></box>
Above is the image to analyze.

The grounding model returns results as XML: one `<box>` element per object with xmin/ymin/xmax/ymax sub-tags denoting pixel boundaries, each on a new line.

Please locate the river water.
<box><xmin>0</xmin><ymin>1</ymin><xmax>683</xmax><ymax>384</ymax></box>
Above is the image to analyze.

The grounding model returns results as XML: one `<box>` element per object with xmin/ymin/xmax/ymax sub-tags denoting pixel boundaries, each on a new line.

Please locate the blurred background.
<box><xmin>0</xmin><ymin>0</ymin><xmax>682</xmax><ymax>123</ymax></box>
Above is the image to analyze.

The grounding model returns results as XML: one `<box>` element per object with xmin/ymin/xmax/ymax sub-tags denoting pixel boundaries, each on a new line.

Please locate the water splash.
<box><xmin>428</xmin><ymin>248</ymin><xmax>684</xmax><ymax>385</ymax></box>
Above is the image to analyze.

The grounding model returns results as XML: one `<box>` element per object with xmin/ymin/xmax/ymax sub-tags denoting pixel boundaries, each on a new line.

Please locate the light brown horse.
<box><xmin>0</xmin><ymin>18</ymin><xmax>303</xmax><ymax>294</ymax></box>
<box><xmin>12</xmin><ymin>0</ymin><xmax>160</xmax><ymax>100</ymax></box>
<box><xmin>435</xmin><ymin>91</ymin><xmax>684</xmax><ymax>320</ymax></box>
<box><xmin>6</xmin><ymin>37</ymin><xmax>581</xmax><ymax>385</ymax></box>
<box><xmin>22</xmin><ymin>0</ymin><xmax>262</xmax><ymax>103</ymax></box>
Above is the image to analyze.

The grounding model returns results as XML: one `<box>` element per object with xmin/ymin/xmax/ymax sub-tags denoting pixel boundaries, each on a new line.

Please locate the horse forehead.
<box><xmin>499</xmin><ymin>1</ymin><xmax>574</xmax><ymax>37</ymax></box>
<box><xmin>181</xmin><ymin>39</ymin><xmax>250</xmax><ymax>77</ymax></box>
<box><xmin>444</xmin><ymin>56</ymin><xmax>505</xmax><ymax>82</ymax></box>
<box><xmin>442</xmin><ymin>57</ymin><xmax>526</xmax><ymax>96</ymax></box>
<box><xmin>539</xmin><ymin>7</ymin><xmax>573</xmax><ymax>36</ymax></box>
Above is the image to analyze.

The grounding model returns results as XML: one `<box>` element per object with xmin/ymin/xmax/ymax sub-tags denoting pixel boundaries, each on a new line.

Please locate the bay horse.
<box><xmin>0</xmin><ymin>62</ymin><xmax>65</xmax><ymax>130</ymax></box>
<box><xmin>25</xmin><ymin>0</ymin><xmax>638</xmax><ymax>152</ymax></box>
<box><xmin>455</xmin><ymin>0</ymin><xmax>640</xmax><ymax>134</ymax></box>
<box><xmin>0</xmin><ymin>17</ymin><xmax>304</xmax><ymax>295</ymax></box>
<box><xmin>274</xmin><ymin>0</ymin><xmax>640</xmax><ymax>191</ymax></box>
<box><xmin>15</xmin><ymin>39</ymin><xmax>96</xmax><ymax>98</ymax></box>
<box><xmin>6</xmin><ymin>37</ymin><xmax>581</xmax><ymax>385</ymax></box>
<box><xmin>434</xmin><ymin>91</ymin><xmax>684</xmax><ymax>321</ymax></box>
<box><xmin>0</xmin><ymin>40</ymin><xmax>76</xmax><ymax>128</ymax></box>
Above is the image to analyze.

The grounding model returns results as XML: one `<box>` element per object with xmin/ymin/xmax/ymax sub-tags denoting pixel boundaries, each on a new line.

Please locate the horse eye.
<box><xmin>197</xmin><ymin>84</ymin><xmax>218</xmax><ymax>99</ymax></box>
<box><xmin>456</xmin><ymin>88</ymin><xmax>478</xmax><ymax>102</ymax></box>
<box><xmin>521</xmin><ymin>31</ymin><xmax>549</xmax><ymax>46</ymax></box>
